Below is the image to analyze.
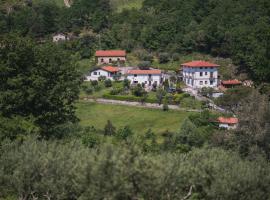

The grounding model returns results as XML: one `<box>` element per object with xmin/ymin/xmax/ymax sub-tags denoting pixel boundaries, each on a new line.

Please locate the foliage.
<box><xmin>0</xmin><ymin>35</ymin><xmax>81</xmax><ymax>138</ymax></box>
<box><xmin>104</xmin><ymin>79</ymin><xmax>113</xmax><ymax>87</ymax></box>
<box><xmin>104</xmin><ymin>120</ymin><xmax>116</xmax><ymax>136</ymax></box>
<box><xmin>131</xmin><ymin>84</ymin><xmax>145</xmax><ymax>97</ymax></box>
<box><xmin>158</xmin><ymin>52</ymin><xmax>170</xmax><ymax>64</ymax></box>
<box><xmin>156</xmin><ymin>87</ymin><xmax>167</xmax><ymax>105</ymax></box>
<box><xmin>1</xmin><ymin>137</ymin><xmax>270</xmax><ymax>199</ymax></box>
<box><xmin>162</xmin><ymin>99</ymin><xmax>169</xmax><ymax>111</ymax></box>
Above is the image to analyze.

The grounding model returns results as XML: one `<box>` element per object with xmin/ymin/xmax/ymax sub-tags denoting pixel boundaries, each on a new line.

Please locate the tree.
<box><xmin>104</xmin><ymin>120</ymin><xmax>116</xmax><ymax>136</ymax></box>
<box><xmin>0</xmin><ymin>35</ymin><xmax>81</xmax><ymax>138</ymax></box>
<box><xmin>156</xmin><ymin>87</ymin><xmax>166</xmax><ymax>105</ymax></box>
<box><xmin>163</xmin><ymin>99</ymin><xmax>169</xmax><ymax>111</ymax></box>
<box><xmin>123</xmin><ymin>78</ymin><xmax>130</xmax><ymax>89</ymax></box>
<box><xmin>132</xmin><ymin>84</ymin><xmax>145</xmax><ymax>97</ymax></box>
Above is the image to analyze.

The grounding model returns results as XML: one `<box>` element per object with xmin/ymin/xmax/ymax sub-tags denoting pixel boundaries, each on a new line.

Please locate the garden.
<box><xmin>80</xmin><ymin>78</ymin><xmax>203</xmax><ymax>110</ymax></box>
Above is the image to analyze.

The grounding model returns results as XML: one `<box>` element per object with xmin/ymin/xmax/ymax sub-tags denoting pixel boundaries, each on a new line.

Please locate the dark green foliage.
<box><xmin>116</xmin><ymin>126</ymin><xmax>133</xmax><ymax>140</ymax></box>
<box><xmin>138</xmin><ymin>61</ymin><xmax>151</xmax><ymax>69</ymax></box>
<box><xmin>104</xmin><ymin>79</ymin><xmax>112</xmax><ymax>87</ymax></box>
<box><xmin>162</xmin><ymin>99</ymin><xmax>169</xmax><ymax>111</ymax></box>
<box><xmin>123</xmin><ymin>78</ymin><xmax>130</xmax><ymax>89</ymax></box>
<box><xmin>104</xmin><ymin>120</ymin><xmax>116</xmax><ymax>136</ymax></box>
<box><xmin>158</xmin><ymin>52</ymin><xmax>170</xmax><ymax>64</ymax></box>
<box><xmin>91</xmin><ymin>80</ymin><xmax>99</xmax><ymax>86</ymax></box>
<box><xmin>1</xmin><ymin>138</ymin><xmax>270</xmax><ymax>200</ymax></box>
<box><xmin>0</xmin><ymin>35</ymin><xmax>81</xmax><ymax>138</ymax></box>
<box><xmin>131</xmin><ymin>84</ymin><xmax>145</xmax><ymax>97</ymax></box>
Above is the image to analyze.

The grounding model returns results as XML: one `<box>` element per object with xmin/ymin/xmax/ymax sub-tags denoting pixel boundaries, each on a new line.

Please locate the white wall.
<box><xmin>183</xmin><ymin>67</ymin><xmax>218</xmax><ymax>88</ymax></box>
<box><xmin>97</xmin><ymin>57</ymin><xmax>126</xmax><ymax>65</ymax></box>
<box><xmin>219</xmin><ymin>123</ymin><xmax>237</xmax><ymax>130</ymax></box>
<box><xmin>85</xmin><ymin>69</ymin><xmax>113</xmax><ymax>81</ymax></box>
<box><xmin>53</xmin><ymin>35</ymin><xmax>66</xmax><ymax>42</ymax></box>
<box><xmin>127</xmin><ymin>74</ymin><xmax>161</xmax><ymax>86</ymax></box>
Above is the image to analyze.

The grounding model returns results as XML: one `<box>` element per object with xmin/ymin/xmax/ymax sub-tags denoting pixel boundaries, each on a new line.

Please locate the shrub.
<box><xmin>109</xmin><ymin>88</ymin><xmax>122</xmax><ymax>95</ymax></box>
<box><xmin>123</xmin><ymin>79</ymin><xmax>130</xmax><ymax>89</ymax></box>
<box><xmin>98</xmin><ymin>76</ymin><xmax>106</xmax><ymax>81</ymax></box>
<box><xmin>163</xmin><ymin>99</ymin><xmax>169</xmax><ymax>111</ymax></box>
<box><xmin>91</xmin><ymin>80</ymin><xmax>98</xmax><ymax>86</ymax></box>
<box><xmin>104</xmin><ymin>120</ymin><xmax>116</xmax><ymax>136</ymax></box>
<box><xmin>104</xmin><ymin>79</ymin><xmax>112</xmax><ymax>87</ymax></box>
<box><xmin>131</xmin><ymin>84</ymin><xmax>145</xmax><ymax>97</ymax></box>
<box><xmin>172</xmin><ymin>53</ymin><xmax>180</xmax><ymax>61</ymax></box>
<box><xmin>85</xmin><ymin>86</ymin><xmax>93</xmax><ymax>95</ymax></box>
<box><xmin>138</xmin><ymin>61</ymin><xmax>151</xmax><ymax>69</ymax></box>
<box><xmin>159</xmin><ymin>52</ymin><xmax>170</xmax><ymax>64</ymax></box>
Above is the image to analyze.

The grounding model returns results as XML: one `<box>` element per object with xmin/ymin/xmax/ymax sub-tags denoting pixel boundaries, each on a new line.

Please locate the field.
<box><xmin>110</xmin><ymin>0</ymin><xmax>144</xmax><ymax>12</ymax></box>
<box><xmin>77</xmin><ymin>101</ymin><xmax>192</xmax><ymax>134</ymax></box>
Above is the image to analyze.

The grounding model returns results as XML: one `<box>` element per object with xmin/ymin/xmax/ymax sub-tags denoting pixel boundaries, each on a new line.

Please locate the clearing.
<box><xmin>77</xmin><ymin>101</ymin><xmax>192</xmax><ymax>134</ymax></box>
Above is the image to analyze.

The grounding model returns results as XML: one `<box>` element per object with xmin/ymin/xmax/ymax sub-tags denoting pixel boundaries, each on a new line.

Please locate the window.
<box><xmin>134</xmin><ymin>81</ymin><xmax>138</xmax><ymax>84</ymax></box>
<box><xmin>205</xmin><ymin>72</ymin><xmax>208</xmax><ymax>75</ymax></box>
<box><xmin>210</xmin><ymin>81</ymin><xmax>214</xmax><ymax>85</ymax></box>
<box><xmin>101</xmin><ymin>58</ymin><xmax>104</xmax><ymax>63</ymax></box>
<box><xmin>93</xmin><ymin>72</ymin><xmax>97</xmax><ymax>75</ymax></box>
<box><xmin>109</xmin><ymin>58</ymin><xmax>112</xmax><ymax>63</ymax></box>
<box><xmin>205</xmin><ymin>67</ymin><xmax>208</xmax><ymax>69</ymax></box>
<box><xmin>210</xmin><ymin>72</ymin><xmax>214</xmax><ymax>77</ymax></box>
<box><xmin>200</xmin><ymin>67</ymin><xmax>203</xmax><ymax>69</ymax></box>
<box><xmin>200</xmin><ymin>81</ymin><xmax>203</xmax><ymax>85</ymax></box>
<box><xmin>205</xmin><ymin>81</ymin><xmax>208</xmax><ymax>84</ymax></box>
<box><xmin>117</xmin><ymin>58</ymin><xmax>120</xmax><ymax>61</ymax></box>
<box><xmin>200</xmin><ymin>72</ymin><xmax>203</xmax><ymax>76</ymax></box>
<box><xmin>98</xmin><ymin>72</ymin><xmax>100</xmax><ymax>75</ymax></box>
<box><xmin>145</xmin><ymin>81</ymin><xmax>147</xmax><ymax>84</ymax></box>
<box><xmin>134</xmin><ymin>74</ymin><xmax>137</xmax><ymax>77</ymax></box>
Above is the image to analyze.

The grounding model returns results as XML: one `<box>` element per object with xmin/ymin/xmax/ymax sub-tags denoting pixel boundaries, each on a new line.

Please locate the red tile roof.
<box><xmin>221</xmin><ymin>80</ymin><xmax>242</xmax><ymax>85</ymax></box>
<box><xmin>127</xmin><ymin>69</ymin><xmax>162</xmax><ymax>75</ymax></box>
<box><xmin>218</xmin><ymin>117</ymin><xmax>239</xmax><ymax>124</ymax></box>
<box><xmin>95</xmin><ymin>50</ymin><xmax>126</xmax><ymax>57</ymax></box>
<box><xmin>181</xmin><ymin>60</ymin><xmax>220</xmax><ymax>67</ymax></box>
<box><xmin>101</xmin><ymin>66</ymin><xmax>119</xmax><ymax>73</ymax></box>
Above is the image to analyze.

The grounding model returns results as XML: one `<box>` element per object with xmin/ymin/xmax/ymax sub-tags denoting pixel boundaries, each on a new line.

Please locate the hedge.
<box><xmin>102</xmin><ymin>94</ymin><xmax>158</xmax><ymax>103</ymax></box>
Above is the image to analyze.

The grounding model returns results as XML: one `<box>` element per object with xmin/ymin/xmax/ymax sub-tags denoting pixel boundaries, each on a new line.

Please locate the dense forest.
<box><xmin>0</xmin><ymin>0</ymin><xmax>270</xmax><ymax>199</ymax></box>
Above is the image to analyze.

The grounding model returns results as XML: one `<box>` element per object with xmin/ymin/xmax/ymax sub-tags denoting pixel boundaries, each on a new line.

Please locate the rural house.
<box><xmin>217</xmin><ymin>117</ymin><xmax>239</xmax><ymax>130</ymax></box>
<box><xmin>86</xmin><ymin>66</ymin><xmax>120</xmax><ymax>81</ymax></box>
<box><xmin>95</xmin><ymin>50</ymin><xmax>126</xmax><ymax>65</ymax></box>
<box><xmin>181</xmin><ymin>61</ymin><xmax>219</xmax><ymax>88</ymax></box>
<box><xmin>126</xmin><ymin>69</ymin><xmax>162</xmax><ymax>86</ymax></box>
<box><xmin>53</xmin><ymin>33</ymin><xmax>69</xmax><ymax>42</ymax></box>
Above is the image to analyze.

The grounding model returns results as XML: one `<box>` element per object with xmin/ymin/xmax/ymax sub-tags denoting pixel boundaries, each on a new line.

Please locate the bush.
<box><xmin>163</xmin><ymin>98</ymin><xmax>169</xmax><ymax>111</ymax></box>
<box><xmin>159</xmin><ymin>52</ymin><xmax>170</xmax><ymax>64</ymax></box>
<box><xmin>104</xmin><ymin>79</ymin><xmax>112</xmax><ymax>87</ymax></box>
<box><xmin>98</xmin><ymin>76</ymin><xmax>106</xmax><ymax>81</ymax></box>
<box><xmin>91</xmin><ymin>80</ymin><xmax>98</xmax><ymax>86</ymax></box>
<box><xmin>123</xmin><ymin>79</ymin><xmax>130</xmax><ymax>89</ymax></box>
<box><xmin>131</xmin><ymin>84</ymin><xmax>145</xmax><ymax>97</ymax></box>
<box><xmin>172</xmin><ymin>53</ymin><xmax>180</xmax><ymax>61</ymax></box>
<box><xmin>138</xmin><ymin>61</ymin><xmax>151</xmax><ymax>69</ymax></box>
<box><xmin>85</xmin><ymin>86</ymin><xmax>93</xmax><ymax>95</ymax></box>
<box><xmin>109</xmin><ymin>88</ymin><xmax>122</xmax><ymax>95</ymax></box>
<box><xmin>102</xmin><ymin>94</ymin><xmax>157</xmax><ymax>103</ymax></box>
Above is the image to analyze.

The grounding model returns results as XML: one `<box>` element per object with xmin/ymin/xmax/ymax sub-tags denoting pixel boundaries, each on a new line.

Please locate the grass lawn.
<box><xmin>77</xmin><ymin>101</ymin><xmax>191</xmax><ymax>134</ymax></box>
<box><xmin>110</xmin><ymin>0</ymin><xmax>144</xmax><ymax>12</ymax></box>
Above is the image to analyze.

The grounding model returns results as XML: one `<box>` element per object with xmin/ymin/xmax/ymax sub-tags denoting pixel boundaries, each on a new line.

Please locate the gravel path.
<box><xmin>81</xmin><ymin>98</ymin><xmax>202</xmax><ymax>112</ymax></box>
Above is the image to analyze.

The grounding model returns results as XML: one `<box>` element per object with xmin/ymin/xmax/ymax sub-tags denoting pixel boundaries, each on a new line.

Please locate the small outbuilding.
<box><xmin>221</xmin><ymin>79</ymin><xmax>242</xmax><ymax>89</ymax></box>
<box><xmin>217</xmin><ymin>117</ymin><xmax>239</xmax><ymax>130</ymax></box>
<box><xmin>126</xmin><ymin>69</ymin><xmax>162</xmax><ymax>86</ymax></box>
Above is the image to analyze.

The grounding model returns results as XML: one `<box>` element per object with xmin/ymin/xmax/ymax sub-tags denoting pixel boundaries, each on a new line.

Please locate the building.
<box><xmin>86</xmin><ymin>66</ymin><xmax>120</xmax><ymax>81</ymax></box>
<box><xmin>95</xmin><ymin>50</ymin><xmax>126</xmax><ymax>65</ymax></box>
<box><xmin>221</xmin><ymin>79</ymin><xmax>242</xmax><ymax>89</ymax></box>
<box><xmin>181</xmin><ymin>61</ymin><xmax>219</xmax><ymax>88</ymax></box>
<box><xmin>53</xmin><ymin>33</ymin><xmax>69</xmax><ymax>42</ymax></box>
<box><xmin>126</xmin><ymin>69</ymin><xmax>162</xmax><ymax>86</ymax></box>
<box><xmin>217</xmin><ymin>117</ymin><xmax>239</xmax><ymax>130</ymax></box>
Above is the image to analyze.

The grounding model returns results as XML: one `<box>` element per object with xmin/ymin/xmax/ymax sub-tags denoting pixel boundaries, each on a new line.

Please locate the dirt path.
<box><xmin>81</xmin><ymin>98</ymin><xmax>202</xmax><ymax>112</ymax></box>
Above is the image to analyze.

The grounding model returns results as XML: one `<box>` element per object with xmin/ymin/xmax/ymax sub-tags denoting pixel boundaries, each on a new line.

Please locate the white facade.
<box><xmin>127</xmin><ymin>74</ymin><xmax>162</xmax><ymax>86</ymax></box>
<box><xmin>97</xmin><ymin>57</ymin><xmax>126</xmax><ymax>65</ymax></box>
<box><xmin>86</xmin><ymin>69</ymin><xmax>116</xmax><ymax>81</ymax></box>
<box><xmin>183</xmin><ymin>67</ymin><xmax>218</xmax><ymax>88</ymax></box>
<box><xmin>218</xmin><ymin>123</ymin><xmax>237</xmax><ymax>130</ymax></box>
<box><xmin>53</xmin><ymin>34</ymin><xmax>68</xmax><ymax>42</ymax></box>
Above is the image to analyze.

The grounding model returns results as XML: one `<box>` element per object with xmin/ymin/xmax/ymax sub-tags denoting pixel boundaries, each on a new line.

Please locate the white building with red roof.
<box><xmin>86</xmin><ymin>66</ymin><xmax>120</xmax><ymax>81</ymax></box>
<box><xmin>221</xmin><ymin>79</ymin><xmax>242</xmax><ymax>89</ymax></box>
<box><xmin>217</xmin><ymin>117</ymin><xmax>239</xmax><ymax>130</ymax></box>
<box><xmin>95</xmin><ymin>50</ymin><xmax>126</xmax><ymax>65</ymax></box>
<box><xmin>126</xmin><ymin>69</ymin><xmax>162</xmax><ymax>86</ymax></box>
<box><xmin>181</xmin><ymin>61</ymin><xmax>219</xmax><ymax>88</ymax></box>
